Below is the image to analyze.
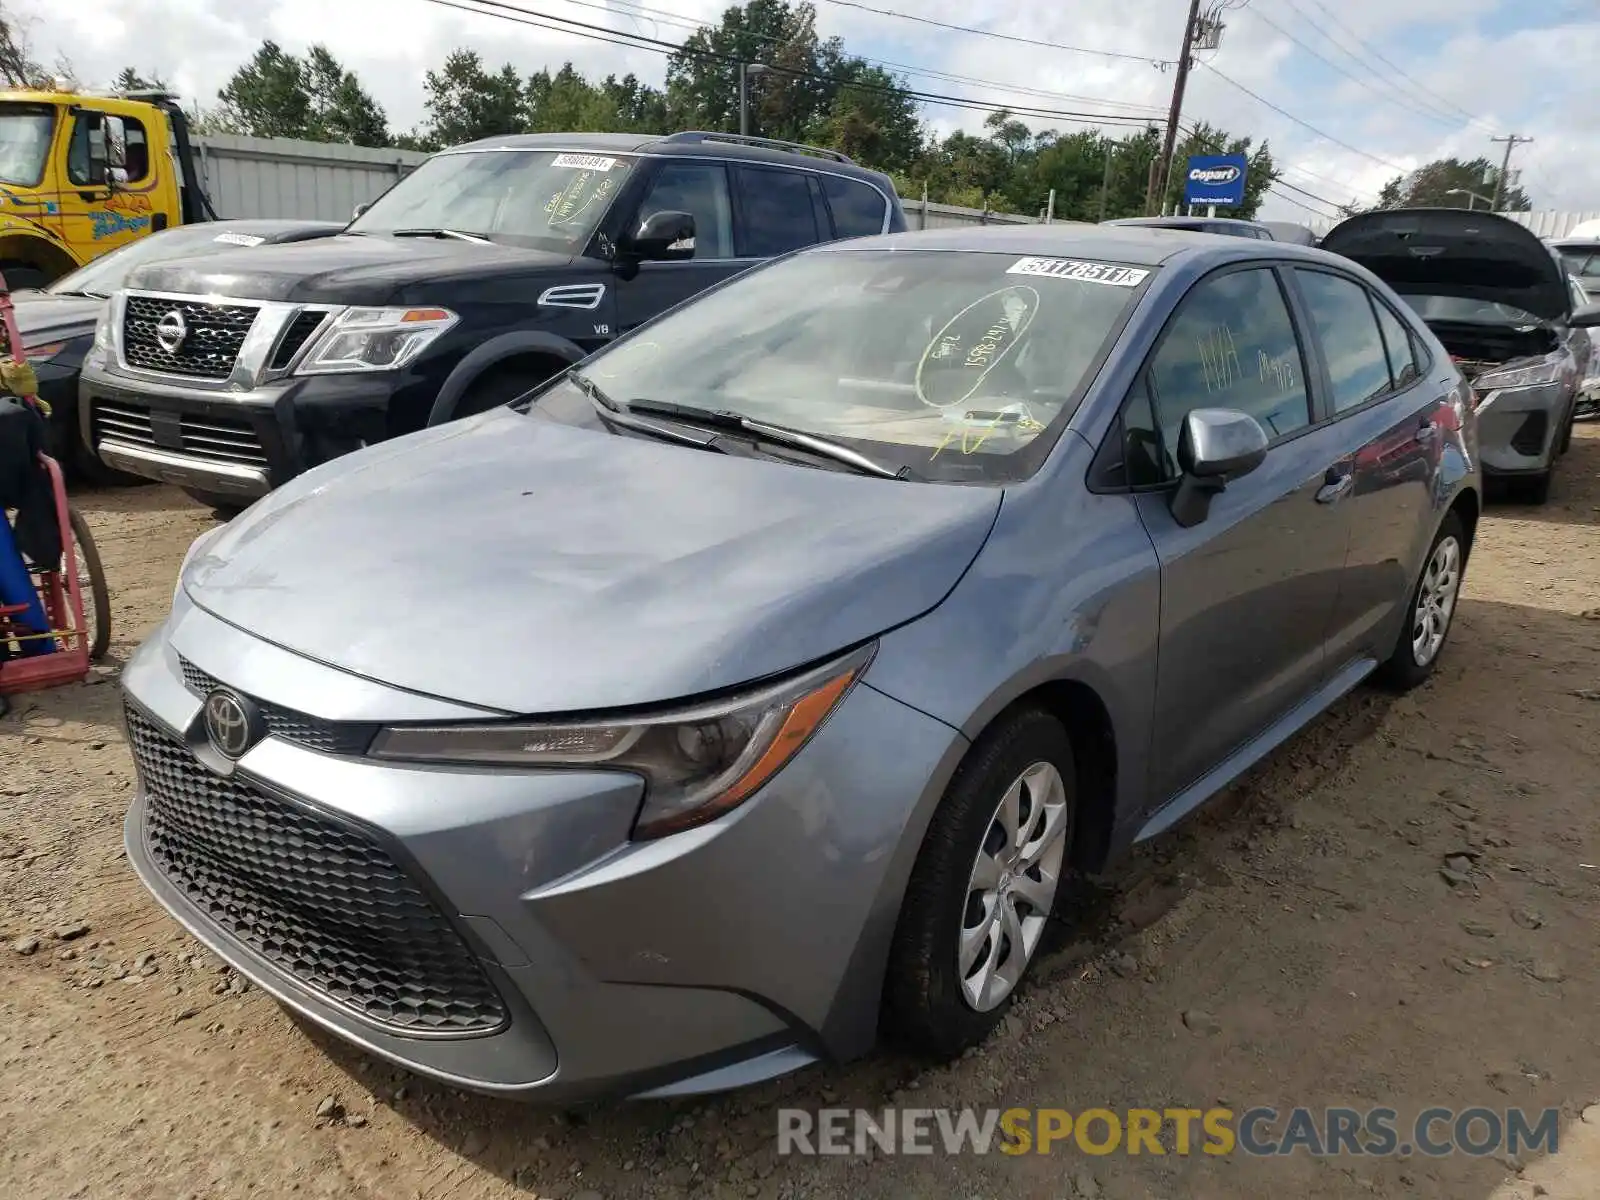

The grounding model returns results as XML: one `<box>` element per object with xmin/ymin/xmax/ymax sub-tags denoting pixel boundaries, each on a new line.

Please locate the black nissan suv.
<box><xmin>77</xmin><ymin>131</ymin><xmax>905</xmax><ymax>507</ymax></box>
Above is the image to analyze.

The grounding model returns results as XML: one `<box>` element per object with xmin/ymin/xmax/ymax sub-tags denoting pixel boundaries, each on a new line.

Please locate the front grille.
<box><xmin>269</xmin><ymin>310</ymin><xmax>327</xmax><ymax>372</ymax></box>
<box><xmin>127</xmin><ymin>705</ymin><xmax>507</xmax><ymax>1034</ymax></box>
<box><xmin>122</xmin><ymin>294</ymin><xmax>259</xmax><ymax>380</ymax></box>
<box><xmin>92</xmin><ymin>401</ymin><xmax>268</xmax><ymax>470</ymax></box>
<box><xmin>178</xmin><ymin>657</ymin><xmax>376</xmax><ymax>756</ymax></box>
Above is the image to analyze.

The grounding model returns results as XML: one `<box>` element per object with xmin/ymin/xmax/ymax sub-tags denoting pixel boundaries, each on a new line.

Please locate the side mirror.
<box><xmin>352</xmin><ymin>202</ymin><xmax>371</xmax><ymax>220</ymax></box>
<box><xmin>626</xmin><ymin>210</ymin><xmax>696</xmax><ymax>261</ymax></box>
<box><xmin>1569</xmin><ymin>303</ymin><xmax>1600</xmax><ymax>329</ymax></box>
<box><xmin>1169</xmin><ymin>407</ymin><xmax>1269</xmax><ymax>528</ymax></box>
<box><xmin>86</xmin><ymin>113</ymin><xmax>127</xmax><ymax>188</ymax></box>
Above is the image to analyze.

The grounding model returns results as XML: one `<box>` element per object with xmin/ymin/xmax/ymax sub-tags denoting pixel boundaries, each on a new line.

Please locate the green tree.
<box><xmin>1372</xmin><ymin>156</ymin><xmax>1530</xmax><ymax>212</ymax></box>
<box><xmin>303</xmin><ymin>45</ymin><xmax>389</xmax><ymax>146</ymax></box>
<box><xmin>214</xmin><ymin>41</ymin><xmax>314</xmax><ymax>138</ymax></box>
<box><xmin>421</xmin><ymin>50</ymin><xmax>524</xmax><ymax>148</ymax></box>
<box><xmin>113</xmin><ymin>67</ymin><xmax>169</xmax><ymax>92</ymax></box>
<box><xmin>0</xmin><ymin>5</ymin><xmax>39</xmax><ymax>88</ymax></box>
<box><xmin>812</xmin><ymin>62</ymin><xmax>921</xmax><ymax>172</ymax></box>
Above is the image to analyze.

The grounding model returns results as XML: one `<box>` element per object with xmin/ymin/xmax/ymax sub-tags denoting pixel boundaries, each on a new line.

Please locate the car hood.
<box><xmin>11</xmin><ymin>292</ymin><xmax>103</xmax><ymax>344</ymax></box>
<box><xmin>1322</xmin><ymin>208</ymin><xmax>1570</xmax><ymax>322</ymax></box>
<box><xmin>184</xmin><ymin>410</ymin><xmax>1003</xmax><ymax>714</ymax></box>
<box><xmin>126</xmin><ymin>234</ymin><xmax>579</xmax><ymax>305</ymax></box>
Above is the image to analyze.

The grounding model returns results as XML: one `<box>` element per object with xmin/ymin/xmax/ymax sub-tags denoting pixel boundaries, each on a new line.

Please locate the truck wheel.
<box><xmin>454</xmin><ymin>363</ymin><xmax>558</xmax><ymax>420</ymax></box>
<box><xmin>182</xmin><ymin>489</ymin><xmax>247</xmax><ymax>517</ymax></box>
<box><xmin>0</xmin><ymin>261</ymin><xmax>50</xmax><ymax>292</ymax></box>
<box><xmin>1507</xmin><ymin>471</ymin><xmax>1552</xmax><ymax>505</ymax></box>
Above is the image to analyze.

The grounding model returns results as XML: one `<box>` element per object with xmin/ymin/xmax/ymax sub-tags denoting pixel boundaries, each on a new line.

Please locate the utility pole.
<box><xmin>1489</xmin><ymin>134</ymin><xmax>1532</xmax><ymax>211</ymax></box>
<box><xmin>1099</xmin><ymin>140</ymin><xmax>1115</xmax><ymax>222</ymax></box>
<box><xmin>1147</xmin><ymin>0</ymin><xmax>1204</xmax><ymax>215</ymax></box>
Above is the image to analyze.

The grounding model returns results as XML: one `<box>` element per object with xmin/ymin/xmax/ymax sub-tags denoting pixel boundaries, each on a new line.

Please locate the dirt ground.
<box><xmin>3</xmin><ymin>429</ymin><xmax>1599</xmax><ymax>1200</ymax></box>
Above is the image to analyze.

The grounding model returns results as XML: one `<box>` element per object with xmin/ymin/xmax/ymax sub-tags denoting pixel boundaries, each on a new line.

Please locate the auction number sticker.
<box><xmin>211</xmin><ymin>232</ymin><xmax>265</xmax><ymax>247</ymax></box>
<box><xmin>552</xmin><ymin>153</ymin><xmax>618</xmax><ymax>171</ymax></box>
<box><xmin>1007</xmin><ymin>257</ymin><xmax>1149</xmax><ymax>287</ymax></box>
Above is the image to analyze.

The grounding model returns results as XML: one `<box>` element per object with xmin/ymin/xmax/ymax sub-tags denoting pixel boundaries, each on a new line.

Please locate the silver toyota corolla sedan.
<box><xmin>122</xmin><ymin>224</ymin><xmax>1481</xmax><ymax>1103</ymax></box>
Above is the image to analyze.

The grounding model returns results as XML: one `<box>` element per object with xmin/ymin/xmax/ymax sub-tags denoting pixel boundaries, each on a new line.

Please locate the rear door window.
<box><xmin>820</xmin><ymin>175</ymin><xmax>888</xmax><ymax>239</ymax></box>
<box><xmin>1294</xmin><ymin>268</ymin><xmax>1394</xmax><ymax>413</ymax></box>
<box><xmin>734</xmin><ymin>166</ymin><xmax>821</xmax><ymax>257</ymax></box>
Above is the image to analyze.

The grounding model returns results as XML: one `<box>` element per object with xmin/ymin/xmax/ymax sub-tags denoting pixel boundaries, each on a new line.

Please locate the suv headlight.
<box><xmin>295</xmin><ymin>306</ymin><xmax>458</xmax><ymax>374</ymax></box>
<box><xmin>89</xmin><ymin>303</ymin><xmax>114</xmax><ymax>363</ymax></box>
<box><xmin>370</xmin><ymin>644</ymin><xmax>873</xmax><ymax>839</ymax></box>
<box><xmin>1473</xmin><ymin>360</ymin><xmax>1562</xmax><ymax>391</ymax></box>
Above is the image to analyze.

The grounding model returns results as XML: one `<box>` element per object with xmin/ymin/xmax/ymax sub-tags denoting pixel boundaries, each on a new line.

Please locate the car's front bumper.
<box><xmin>77</xmin><ymin>360</ymin><xmax>412</xmax><ymax>500</ymax></box>
<box><xmin>1473</xmin><ymin>379</ymin><xmax>1573</xmax><ymax>475</ymax></box>
<box><xmin>119</xmin><ymin>596</ymin><xmax>965</xmax><ymax>1102</ymax></box>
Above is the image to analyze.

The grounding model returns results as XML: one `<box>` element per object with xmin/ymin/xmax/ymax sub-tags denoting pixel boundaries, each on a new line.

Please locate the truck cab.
<box><xmin>0</xmin><ymin>88</ymin><xmax>208</xmax><ymax>289</ymax></box>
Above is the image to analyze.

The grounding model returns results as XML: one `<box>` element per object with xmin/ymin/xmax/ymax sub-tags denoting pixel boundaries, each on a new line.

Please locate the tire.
<box><xmin>182</xmin><ymin>489</ymin><xmax>247</xmax><ymax>517</ymax></box>
<box><xmin>452</xmin><ymin>365</ymin><xmax>556</xmax><ymax>422</ymax></box>
<box><xmin>883</xmin><ymin>707</ymin><xmax>1077</xmax><ymax>1058</ymax></box>
<box><xmin>0</xmin><ymin>261</ymin><xmax>50</xmax><ymax>292</ymax></box>
<box><xmin>1375</xmin><ymin>511</ymin><xmax>1466</xmax><ymax>692</ymax></box>
<box><xmin>1506</xmin><ymin>470</ymin><xmax>1552</xmax><ymax>506</ymax></box>
<box><xmin>67</xmin><ymin>505</ymin><xmax>111</xmax><ymax>662</ymax></box>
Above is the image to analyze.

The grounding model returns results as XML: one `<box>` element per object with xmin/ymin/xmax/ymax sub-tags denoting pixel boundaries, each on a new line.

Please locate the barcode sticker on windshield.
<box><xmin>551</xmin><ymin>153</ymin><xmax>618</xmax><ymax>171</ymax></box>
<box><xmin>1007</xmin><ymin>257</ymin><xmax>1149</xmax><ymax>287</ymax></box>
<box><xmin>212</xmin><ymin>232</ymin><xmax>265</xmax><ymax>247</ymax></box>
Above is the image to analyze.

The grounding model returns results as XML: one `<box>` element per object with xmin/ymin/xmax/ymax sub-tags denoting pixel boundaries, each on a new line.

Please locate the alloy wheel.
<box><xmin>958</xmin><ymin>761</ymin><xmax>1069</xmax><ymax>1012</ymax></box>
<box><xmin>1412</xmin><ymin>535</ymin><xmax>1462</xmax><ymax>667</ymax></box>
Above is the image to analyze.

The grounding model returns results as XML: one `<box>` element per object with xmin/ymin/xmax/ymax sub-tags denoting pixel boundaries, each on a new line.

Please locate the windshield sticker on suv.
<box><xmin>212</xmin><ymin>232</ymin><xmax>265</xmax><ymax>247</ymax></box>
<box><xmin>546</xmin><ymin>169</ymin><xmax>619</xmax><ymax>228</ymax></box>
<box><xmin>551</xmin><ymin>153</ymin><xmax>619</xmax><ymax>172</ymax></box>
<box><xmin>1007</xmin><ymin>257</ymin><xmax>1150</xmax><ymax>287</ymax></box>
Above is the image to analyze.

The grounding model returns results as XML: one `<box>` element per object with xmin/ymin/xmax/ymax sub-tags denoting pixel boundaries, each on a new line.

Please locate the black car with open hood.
<box><xmin>1323</xmin><ymin>208</ymin><xmax>1600</xmax><ymax>504</ymax></box>
<box><xmin>76</xmin><ymin>131</ymin><xmax>905</xmax><ymax>510</ymax></box>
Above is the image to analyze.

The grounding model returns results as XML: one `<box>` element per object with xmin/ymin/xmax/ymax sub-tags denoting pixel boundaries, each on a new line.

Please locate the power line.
<box><xmin>1240</xmin><ymin>5</ymin><xmax>1469</xmax><ymax>130</ymax></box>
<box><xmin>1290</xmin><ymin>0</ymin><xmax>1491</xmax><ymax>131</ymax></box>
<box><xmin>580</xmin><ymin>0</ymin><xmax>1169</xmax><ymax>115</ymax></box>
<box><xmin>812</xmin><ymin>0</ymin><xmax>1176</xmax><ymax>67</ymax></box>
<box><xmin>1195</xmin><ymin>60</ymin><xmax>1408</xmax><ymax>173</ymax></box>
<box><xmin>1272</xmin><ymin>176</ymin><xmax>1349</xmax><ymax>214</ymax></box>
<box><xmin>424</xmin><ymin>0</ymin><xmax>1166</xmax><ymax>127</ymax></box>
<box><xmin>1268</xmin><ymin>185</ymin><xmax>1337</xmax><ymax>219</ymax></box>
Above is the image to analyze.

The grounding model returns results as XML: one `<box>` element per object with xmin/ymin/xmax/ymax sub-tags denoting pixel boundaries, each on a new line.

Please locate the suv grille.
<box><xmin>92</xmin><ymin>401</ymin><xmax>268</xmax><ymax>470</ymax></box>
<box><xmin>178</xmin><ymin>657</ymin><xmax>376</xmax><ymax>756</ymax></box>
<box><xmin>127</xmin><ymin>705</ymin><xmax>508</xmax><ymax>1035</ymax></box>
<box><xmin>122</xmin><ymin>295</ymin><xmax>259</xmax><ymax>380</ymax></box>
<box><xmin>269</xmin><ymin>310</ymin><xmax>328</xmax><ymax>372</ymax></box>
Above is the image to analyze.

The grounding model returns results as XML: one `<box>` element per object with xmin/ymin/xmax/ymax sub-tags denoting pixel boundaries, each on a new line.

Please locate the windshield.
<box><xmin>347</xmin><ymin>149</ymin><xmax>635</xmax><ymax>252</ymax></box>
<box><xmin>47</xmin><ymin>225</ymin><xmax>279</xmax><ymax>298</ymax></box>
<box><xmin>527</xmin><ymin>248</ymin><xmax>1149</xmax><ymax>483</ymax></box>
<box><xmin>0</xmin><ymin>102</ymin><xmax>56</xmax><ymax>187</ymax></box>
<box><xmin>1399</xmin><ymin>292</ymin><xmax>1542</xmax><ymax>327</ymax></box>
<box><xmin>1558</xmin><ymin>249</ymin><xmax>1600</xmax><ymax>281</ymax></box>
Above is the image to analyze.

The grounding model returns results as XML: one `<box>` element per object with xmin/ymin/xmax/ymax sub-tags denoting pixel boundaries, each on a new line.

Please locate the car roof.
<box><xmin>817</xmin><ymin>221</ymin><xmax>1317</xmax><ymax>267</ymax></box>
<box><xmin>445</xmin><ymin>130</ymin><xmax>896</xmax><ymax>190</ymax></box>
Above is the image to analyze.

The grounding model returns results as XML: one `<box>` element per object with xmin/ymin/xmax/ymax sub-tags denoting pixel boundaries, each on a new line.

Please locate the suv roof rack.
<box><xmin>656</xmin><ymin>131</ymin><xmax>853</xmax><ymax>165</ymax></box>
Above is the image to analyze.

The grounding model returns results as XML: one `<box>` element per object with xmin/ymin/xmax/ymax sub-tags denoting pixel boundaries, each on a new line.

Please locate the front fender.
<box><xmin>0</xmin><ymin>216</ymin><xmax>81</xmax><ymax>283</ymax></box>
<box><xmin>425</xmin><ymin>330</ymin><xmax>589</xmax><ymax>427</ymax></box>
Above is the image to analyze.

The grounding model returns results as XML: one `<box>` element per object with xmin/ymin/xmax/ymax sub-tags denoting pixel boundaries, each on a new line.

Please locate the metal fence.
<box><xmin>909</xmin><ymin>198</ymin><xmax>1039</xmax><ymax>230</ymax></box>
<box><xmin>190</xmin><ymin>134</ymin><xmax>431</xmax><ymax>223</ymax></box>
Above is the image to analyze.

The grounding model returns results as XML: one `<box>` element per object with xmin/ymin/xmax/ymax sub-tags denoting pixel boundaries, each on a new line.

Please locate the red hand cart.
<box><xmin>0</xmin><ymin>271</ymin><xmax>111</xmax><ymax>700</ymax></box>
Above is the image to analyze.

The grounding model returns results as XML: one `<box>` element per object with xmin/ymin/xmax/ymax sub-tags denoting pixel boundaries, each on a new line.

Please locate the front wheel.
<box><xmin>883</xmin><ymin>708</ymin><xmax>1076</xmax><ymax>1058</ymax></box>
<box><xmin>1375</xmin><ymin>511</ymin><xmax>1466</xmax><ymax>692</ymax></box>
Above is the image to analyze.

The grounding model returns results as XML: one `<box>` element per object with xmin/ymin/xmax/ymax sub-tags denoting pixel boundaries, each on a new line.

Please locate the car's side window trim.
<box><xmin>1088</xmin><ymin>259</ymin><xmax>1319</xmax><ymax>495</ymax></box>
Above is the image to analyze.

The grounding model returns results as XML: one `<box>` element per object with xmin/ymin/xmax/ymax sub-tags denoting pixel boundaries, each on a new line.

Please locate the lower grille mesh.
<box><xmin>127</xmin><ymin>705</ymin><xmax>507</xmax><ymax>1034</ymax></box>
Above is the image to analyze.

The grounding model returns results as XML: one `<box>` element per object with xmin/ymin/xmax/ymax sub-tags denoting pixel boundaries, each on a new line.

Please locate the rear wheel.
<box><xmin>883</xmin><ymin>708</ymin><xmax>1075</xmax><ymax>1057</ymax></box>
<box><xmin>1505</xmin><ymin>470</ymin><xmax>1552</xmax><ymax>505</ymax></box>
<box><xmin>1375</xmin><ymin>512</ymin><xmax>1465</xmax><ymax>692</ymax></box>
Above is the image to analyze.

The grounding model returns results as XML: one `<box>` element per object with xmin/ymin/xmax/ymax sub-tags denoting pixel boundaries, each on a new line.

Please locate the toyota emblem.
<box><xmin>203</xmin><ymin>688</ymin><xmax>260</xmax><ymax>759</ymax></box>
<box><xmin>155</xmin><ymin>309</ymin><xmax>188</xmax><ymax>354</ymax></box>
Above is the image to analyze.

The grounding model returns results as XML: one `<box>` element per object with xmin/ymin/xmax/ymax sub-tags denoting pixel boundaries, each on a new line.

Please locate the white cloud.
<box><xmin>7</xmin><ymin>0</ymin><xmax>1593</xmax><ymax>217</ymax></box>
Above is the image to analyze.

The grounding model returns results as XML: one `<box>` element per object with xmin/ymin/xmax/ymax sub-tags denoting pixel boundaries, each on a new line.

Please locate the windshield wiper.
<box><xmin>49</xmin><ymin>288</ymin><xmax>107</xmax><ymax>299</ymax></box>
<box><xmin>624</xmin><ymin>399</ymin><xmax>913</xmax><ymax>480</ymax></box>
<box><xmin>570</xmin><ymin>373</ymin><xmax>728</xmax><ymax>452</ymax></box>
<box><xmin>391</xmin><ymin>228</ymin><xmax>492</xmax><ymax>244</ymax></box>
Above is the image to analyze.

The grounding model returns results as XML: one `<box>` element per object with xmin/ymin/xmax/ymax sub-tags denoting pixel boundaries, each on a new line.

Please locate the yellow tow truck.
<box><xmin>0</xmin><ymin>85</ymin><xmax>218</xmax><ymax>289</ymax></box>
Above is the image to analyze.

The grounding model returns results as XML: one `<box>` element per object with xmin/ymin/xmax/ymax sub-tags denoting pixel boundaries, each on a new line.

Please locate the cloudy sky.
<box><xmin>11</xmin><ymin>0</ymin><xmax>1597</xmax><ymax>222</ymax></box>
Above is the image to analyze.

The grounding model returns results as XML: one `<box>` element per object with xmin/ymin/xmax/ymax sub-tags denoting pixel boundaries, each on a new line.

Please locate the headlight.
<box><xmin>370</xmin><ymin>644</ymin><xmax>874</xmax><ymax>839</ymax></box>
<box><xmin>1473</xmin><ymin>360</ymin><xmax>1562</xmax><ymax>391</ymax></box>
<box><xmin>89</xmin><ymin>305</ymin><xmax>114</xmax><ymax>362</ymax></box>
<box><xmin>295</xmin><ymin>306</ymin><xmax>458</xmax><ymax>374</ymax></box>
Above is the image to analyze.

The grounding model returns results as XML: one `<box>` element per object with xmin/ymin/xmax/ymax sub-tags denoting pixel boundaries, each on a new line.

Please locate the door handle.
<box><xmin>1415</xmin><ymin>419</ymin><xmax>1440</xmax><ymax>443</ymax></box>
<box><xmin>1315</xmin><ymin>470</ymin><xmax>1355</xmax><ymax>504</ymax></box>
